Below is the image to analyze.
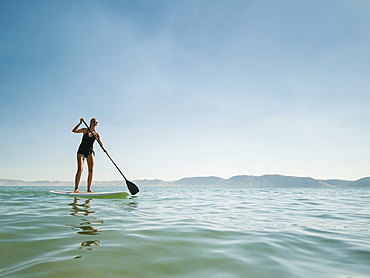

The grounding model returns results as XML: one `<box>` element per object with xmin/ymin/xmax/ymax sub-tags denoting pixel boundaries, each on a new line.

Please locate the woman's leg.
<box><xmin>75</xmin><ymin>154</ymin><xmax>85</xmax><ymax>192</ymax></box>
<box><xmin>86</xmin><ymin>154</ymin><xmax>95</xmax><ymax>192</ymax></box>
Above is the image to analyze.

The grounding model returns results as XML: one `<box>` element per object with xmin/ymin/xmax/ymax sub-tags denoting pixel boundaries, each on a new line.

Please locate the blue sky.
<box><xmin>1</xmin><ymin>0</ymin><xmax>370</xmax><ymax>182</ymax></box>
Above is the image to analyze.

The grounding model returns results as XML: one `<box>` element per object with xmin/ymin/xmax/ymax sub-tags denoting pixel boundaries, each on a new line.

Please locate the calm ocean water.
<box><xmin>0</xmin><ymin>186</ymin><xmax>369</xmax><ymax>278</ymax></box>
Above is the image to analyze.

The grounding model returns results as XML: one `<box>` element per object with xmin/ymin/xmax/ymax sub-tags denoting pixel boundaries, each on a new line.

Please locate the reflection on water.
<box><xmin>67</xmin><ymin>198</ymin><xmax>104</xmax><ymax>257</ymax></box>
<box><xmin>66</xmin><ymin>196</ymin><xmax>139</xmax><ymax>258</ymax></box>
<box><xmin>69</xmin><ymin>198</ymin><xmax>96</xmax><ymax>216</ymax></box>
<box><xmin>116</xmin><ymin>198</ymin><xmax>139</xmax><ymax>212</ymax></box>
<box><xmin>74</xmin><ymin>221</ymin><xmax>102</xmax><ymax>235</ymax></box>
<box><xmin>79</xmin><ymin>240</ymin><xmax>102</xmax><ymax>250</ymax></box>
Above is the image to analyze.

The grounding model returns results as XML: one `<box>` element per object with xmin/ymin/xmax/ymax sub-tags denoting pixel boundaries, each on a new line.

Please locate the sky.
<box><xmin>1</xmin><ymin>0</ymin><xmax>370</xmax><ymax>182</ymax></box>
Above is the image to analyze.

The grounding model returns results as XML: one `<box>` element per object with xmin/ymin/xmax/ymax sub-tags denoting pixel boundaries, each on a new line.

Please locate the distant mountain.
<box><xmin>167</xmin><ymin>175</ymin><xmax>334</xmax><ymax>187</ymax></box>
<box><xmin>1</xmin><ymin>175</ymin><xmax>370</xmax><ymax>187</ymax></box>
<box><xmin>135</xmin><ymin>175</ymin><xmax>368</xmax><ymax>187</ymax></box>
<box><xmin>173</xmin><ymin>176</ymin><xmax>224</xmax><ymax>186</ymax></box>
<box><xmin>220</xmin><ymin>175</ymin><xmax>331</xmax><ymax>187</ymax></box>
<box><xmin>320</xmin><ymin>179</ymin><xmax>353</xmax><ymax>187</ymax></box>
<box><xmin>345</xmin><ymin>177</ymin><xmax>370</xmax><ymax>188</ymax></box>
<box><xmin>134</xmin><ymin>175</ymin><xmax>369</xmax><ymax>188</ymax></box>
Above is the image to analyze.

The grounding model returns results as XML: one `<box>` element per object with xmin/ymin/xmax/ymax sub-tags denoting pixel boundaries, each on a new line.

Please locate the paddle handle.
<box><xmin>105</xmin><ymin>151</ymin><xmax>129</xmax><ymax>181</ymax></box>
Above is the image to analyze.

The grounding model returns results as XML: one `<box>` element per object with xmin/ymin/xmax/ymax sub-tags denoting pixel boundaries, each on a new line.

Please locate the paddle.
<box><xmin>82</xmin><ymin>119</ymin><xmax>140</xmax><ymax>195</ymax></box>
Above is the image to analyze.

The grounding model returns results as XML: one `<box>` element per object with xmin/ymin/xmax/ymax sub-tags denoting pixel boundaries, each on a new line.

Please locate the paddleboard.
<box><xmin>49</xmin><ymin>190</ymin><xmax>129</xmax><ymax>198</ymax></box>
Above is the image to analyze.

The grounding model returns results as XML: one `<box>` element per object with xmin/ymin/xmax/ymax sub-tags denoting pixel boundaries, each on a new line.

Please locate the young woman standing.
<box><xmin>72</xmin><ymin>118</ymin><xmax>106</xmax><ymax>193</ymax></box>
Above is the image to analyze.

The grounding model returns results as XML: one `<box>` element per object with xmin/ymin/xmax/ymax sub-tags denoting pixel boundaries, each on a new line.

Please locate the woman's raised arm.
<box><xmin>72</xmin><ymin>118</ymin><xmax>86</xmax><ymax>133</ymax></box>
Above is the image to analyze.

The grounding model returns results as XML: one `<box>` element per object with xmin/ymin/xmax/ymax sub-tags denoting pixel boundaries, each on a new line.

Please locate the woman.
<box><xmin>72</xmin><ymin>118</ymin><xmax>106</xmax><ymax>193</ymax></box>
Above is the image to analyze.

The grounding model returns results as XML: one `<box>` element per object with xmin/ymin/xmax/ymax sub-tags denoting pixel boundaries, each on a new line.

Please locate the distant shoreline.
<box><xmin>1</xmin><ymin>174</ymin><xmax>370</xmax><ymax>188</ymax></box>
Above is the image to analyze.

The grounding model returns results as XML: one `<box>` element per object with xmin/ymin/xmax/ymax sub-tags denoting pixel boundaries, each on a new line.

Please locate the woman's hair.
<box><xmin>90</xmin><ymin>118</ymin><xmax>98</xmax><ymax>127</ymax></box>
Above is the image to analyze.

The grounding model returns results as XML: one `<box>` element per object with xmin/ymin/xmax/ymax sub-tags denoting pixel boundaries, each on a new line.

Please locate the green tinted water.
<box><xmin>0</xmin><ymin>186</ymin><xmax>369</xmax><ymax>277</ymax></box>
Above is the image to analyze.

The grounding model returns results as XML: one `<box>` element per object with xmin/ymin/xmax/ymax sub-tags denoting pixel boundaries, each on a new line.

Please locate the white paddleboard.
<box><xmin>49</xmin><ymin>190</ymin><xmax>129</xmax><ymax>198</ymax></box>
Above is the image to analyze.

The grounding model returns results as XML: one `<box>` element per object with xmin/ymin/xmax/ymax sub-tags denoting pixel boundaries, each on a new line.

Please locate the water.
<box><xmin>0</xmin><ymin>186</ymin><xmax>369</xmax><ymax>278</ymax></box>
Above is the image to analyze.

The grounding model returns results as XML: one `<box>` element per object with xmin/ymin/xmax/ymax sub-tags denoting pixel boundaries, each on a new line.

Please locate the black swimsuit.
<box><xmin>77</xmin><ymin>132</ymin><xmax>96</xmax><ymax>158</ymax></box>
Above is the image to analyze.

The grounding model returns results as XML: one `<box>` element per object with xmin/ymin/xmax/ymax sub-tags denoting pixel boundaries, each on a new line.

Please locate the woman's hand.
<box><xmin>72</xmin><ymin>118</ymin><xmax>85</xmax><ymax>133</ymax></box>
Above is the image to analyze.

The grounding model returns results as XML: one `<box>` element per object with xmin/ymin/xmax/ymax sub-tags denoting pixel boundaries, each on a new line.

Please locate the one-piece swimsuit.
<box><xmin>77</xmin><ymin>132</ymin><xmax>96</xmax><ymax>158</ymax></box>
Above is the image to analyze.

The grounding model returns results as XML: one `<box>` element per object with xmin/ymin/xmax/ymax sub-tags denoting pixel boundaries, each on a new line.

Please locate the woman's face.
<box><xmin>91</xmin><ymin>119</ymin><xmax>99</xmax><ymax>126</ymax></box>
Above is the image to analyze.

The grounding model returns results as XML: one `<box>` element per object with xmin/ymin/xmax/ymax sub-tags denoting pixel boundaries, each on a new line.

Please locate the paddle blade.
<box><xmin>126</xmin><ymin>180</ymin><xmax>140</xmax><ymax>195</ymax></box>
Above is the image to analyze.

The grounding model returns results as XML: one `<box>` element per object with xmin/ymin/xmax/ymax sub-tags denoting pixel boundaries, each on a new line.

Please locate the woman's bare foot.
<box><xmin>87</xmin><ymin>190</ymin><xmax>94</xmax><ymax>193</ymax></box>
<box><xmin>74</xmin><ymin>189</ymin><xmax>80</xmax><ymax>193</ymax></box>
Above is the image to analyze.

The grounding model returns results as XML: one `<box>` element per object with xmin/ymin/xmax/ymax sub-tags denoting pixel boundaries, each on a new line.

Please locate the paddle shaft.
<box><xmin>82</xmin><ymin>119</ymin><xmax>139</xmax><ymax>194</ymax></box>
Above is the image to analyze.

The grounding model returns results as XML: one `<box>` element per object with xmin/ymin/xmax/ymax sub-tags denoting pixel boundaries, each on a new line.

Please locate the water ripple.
<box><xmin>0</xmin><ymin>186</ymin><xmax>369</xmax><ymax>277</ymax></box>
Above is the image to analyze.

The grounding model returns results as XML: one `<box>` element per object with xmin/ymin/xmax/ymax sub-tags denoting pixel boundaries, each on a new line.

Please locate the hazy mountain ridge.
<box><xmin>346</xmin><ymin>177</ymin><xmax>370</xmax><ymax>188</ymax></box>
<box><xmin>1</xmin><ymin>174</ymin><xmax>368</xmax><ymax>187</ymax></box>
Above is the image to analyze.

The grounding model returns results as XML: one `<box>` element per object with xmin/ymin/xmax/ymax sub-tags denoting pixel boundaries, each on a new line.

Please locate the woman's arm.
<box><xmin>72</xmin><ymin>118</ymin><xmax>87</xmax><ymax>133</ymax></box>
<box><xmin>96</xmin><ymin>133</ymin><xmax>107</xmax><ymax>153</ymax></box>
